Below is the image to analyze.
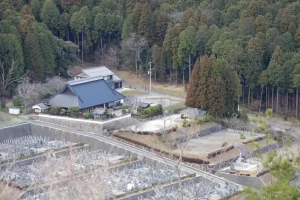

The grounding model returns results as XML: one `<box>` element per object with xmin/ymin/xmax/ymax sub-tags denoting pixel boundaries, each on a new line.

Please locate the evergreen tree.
<box><xmin>154</xmin><ymin>13</ymin><xmax>168</xmax><ymax>46</ymax></box>
<box><xmin>178</xmin><ymin>26</ymin><xmax>196</xmax><ymax>82</ymax></box>
<box><xmin>208</xmin><ymin>59</ymin><xmax>226</xmax><ymax>117</ymax></box>
<box><xmin>137</xmin><ymin>3</ymin><xmax>153</xmax><ymax>44</ymax></box>
<box><xmin>24</xmin><ymin>32</ymin><xmax>45</xmax><ymax>81</ymax></box>
<box><xmin>196</xmin><ymin>55</ymin><xmax>211</xmax><ymax>110</ymax></box>
<box><xmin>186</xmin><ymin>59</ymin><xmax>201</xmax><ymax>107</ymax></box>
<box><xmin>40</xmin><ymin>0</ymin><xmax>60</xmax><ymax>32</ymax></box>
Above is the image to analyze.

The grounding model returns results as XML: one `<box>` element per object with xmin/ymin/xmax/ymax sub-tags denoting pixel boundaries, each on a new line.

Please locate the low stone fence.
<box><xmin>170</xmin><ymin>125</ymin><xmax>223</xmax><ymax>144</ymax></box>
<box><xmin>207</xmin><ymin>145</ymin><xmax>235</xmax><ymax>159</ymax></box>
<box><xmin>228</xmin><ymin>129</ymin><xmax>262</xmax><ymax>136</ymax></box>
<box><xmin>131</xmin><ymin>114</ymin><xmax>164</xmax><ymax>122</ymax></box>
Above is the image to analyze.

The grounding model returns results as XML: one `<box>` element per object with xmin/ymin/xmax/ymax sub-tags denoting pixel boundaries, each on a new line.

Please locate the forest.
<box><xmin>1</xmin><ymin>0</ymin><xmax>300</xmax><ymax>117</ymax></box>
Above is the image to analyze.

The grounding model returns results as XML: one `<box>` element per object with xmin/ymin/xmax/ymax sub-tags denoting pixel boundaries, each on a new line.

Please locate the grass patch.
<box><xmin>121</xmin><ymin>90</ymin><xmax>145</xmax><ymax>97</ymax></box>
<box><xmin>112</xmin><ymin>69</ymin><xmax>186</xmax><ymax>98</ymax></box>
<box><xmin>164</xmin><ymin>101</ymin><xmax>186</xmax><ymax>114</ymax></box>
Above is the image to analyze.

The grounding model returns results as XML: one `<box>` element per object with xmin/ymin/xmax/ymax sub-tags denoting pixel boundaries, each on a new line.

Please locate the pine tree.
<box><xmin>178</xmin><ymin>26</ymin><xmax>196</xmax><ymax>82</ymax></box>
<box><xmin>137</xmin><ymin>3</ymin><xmax>153</xmax><ymax>44</ymax></box>
<box><xmin>208</xmin><ymin>66</ymin><xmax>226</xmax><ymax>117</ymax></box>
<box><xmin>154</xmin><ymin>13</ymin><xmax>168</xmax><ymax>46</ymax></box>
<box><xmin>180</xmin><ymin>8</ymin><xmax>193</xmax><ymax>29</ymax></box>
<box><xmin>152</xmin><ymin>44</ymin><xmax>162</xmax><ymax>83</ymax></box>
<box><xmin>196</xmin><ymin>55</ymin><xmax>211</xmax><ymax>109</ymax></box>
<box><xmin>24</xmin><ymin>32</ymin><xmax>45</xmax><ymax>81</ymax></box>
<box><xmin>128</xmin><ymin>3</ymin><xmax>143</xmax><ymax>31</ymax></box>
<box><xmin>217</xmin><ymin>59</ymin><xmax>242</xmax><ymax>114</ymax></box>
<box><xmin>186</xmin><ymin>59</ymin><xmax>201</xmax><ymax>107</ymax></box>
<box><xmin>40</xmin><ymin>0</ymin><xmax>60</xmax><ymax>32</ymax></box>
<box><xmin>294</xmin><ymin>25</ymin><xmax>300</xmax><ymax>47</ymax></box>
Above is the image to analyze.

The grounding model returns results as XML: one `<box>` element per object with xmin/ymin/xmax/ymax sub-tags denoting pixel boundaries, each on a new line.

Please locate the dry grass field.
<box><xmin>111</xmin><ymin>69</ymin><xmax>187</xmax><ymax>98</ymax></box>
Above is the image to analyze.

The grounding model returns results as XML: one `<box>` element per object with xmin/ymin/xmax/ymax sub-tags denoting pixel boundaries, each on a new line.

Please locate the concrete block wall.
<box><xmin>216</xmin><ymin>172</ymin><xmax>264</xmax><ymax>189</ymax></box>
<box><xmin>33</xmin><ymin>115</ymin><xmax>104</xmax><ymax>133</ymax></box>
<box><xmin>0</xmin><ymin>123</ymin><xmax>31</xmax><ymax>140</ymax></box>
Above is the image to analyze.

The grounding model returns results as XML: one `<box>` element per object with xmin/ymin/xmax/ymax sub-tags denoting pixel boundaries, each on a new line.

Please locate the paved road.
<box><xmin>31</xmin><ymin>120</ymin><xmax>242</xmax><ymax>189</ymax></box>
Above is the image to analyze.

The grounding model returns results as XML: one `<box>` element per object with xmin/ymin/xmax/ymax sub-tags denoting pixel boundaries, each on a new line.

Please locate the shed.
<box><xmin>9</xmin><ymin>108</ymin><xmax>20</xmax><ymax>115</ymax></box>
<box><xmin>32</xmin><ymin>103</ymin><xmax>49</xmax><ymax>114</ymax></box>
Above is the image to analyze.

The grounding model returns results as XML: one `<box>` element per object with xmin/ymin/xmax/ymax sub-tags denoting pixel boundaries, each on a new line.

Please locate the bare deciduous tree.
<box><xmin>45</xmin><ymin>76</ymin><xmax>65</xmax><ymax>94</ymax></box>
<box><xmin>125</xmin><ymin>33</ymin><xmax>147</xmax><ymax>84</ymax></box>
<box><xmin>1</xmin><ymin>60</ymin><xmax>27</xmax><ymax>92</ymax></box>
<box><xmin>103</xmin><ymin>46</ymin><xmax>120</xmax><ymax>68</ymax></box>
<box><xmin>16</xmin><ymin>78</ymin><xmax>39</xmax><ymax>112</ymax></box>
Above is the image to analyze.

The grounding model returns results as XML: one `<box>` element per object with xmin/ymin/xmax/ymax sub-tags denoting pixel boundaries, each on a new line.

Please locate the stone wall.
<box><xmin>216</xmin><ymin>172</ymin><xmax>263</xmax><ymax>189</ymax></box>
<box><xmin>171</xmin><ymin>124</ymin><xmax>223</xmax><ymax>144</ymax></box>
<box><xmin>32</xmin><ymin>114</ymin><xmax>135</xmax><ymax>133</ymax></box>
<box><xmin>33</xmin><ymin>115</ymin><xmax>104</xmax><ymax>133</ymax></box>
<box><xmin>0</xmin><ymin>123</ymin><xmax>31</xmax><ymax>141</ymax></box>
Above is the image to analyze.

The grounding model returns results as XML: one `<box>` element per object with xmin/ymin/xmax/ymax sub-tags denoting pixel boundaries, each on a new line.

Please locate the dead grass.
<box><xmin>116</xmin><ymin>132</ymin><xmax>172</xmax><ymax>152</ymax></box>
<box><xmin>115</xmin><ymin>122</ymin><xmax>218</xmax><ymax>159</ymax></box>
<box><xmin>164</xmin><ymin>101</ymin><xmax>186</xmax><ymax>113</ymax></box>
<box><xmin>112</xmin><ymin>69</ymin><xmax>187</xmax><ymax>98</ymax></box>
<box><xmin>121</xmin><ymin>90</ymin><xmax>145</xmax><ymax>97</ymax></box>
<box><xmin>0</xmin><ymin>111</ymin><xmax>26</xmax><ymax>128</ymax></box>
<box><xmin>0</xmin><ymin>182</ymin><xmax>24</xmax><ymax>200</ymax></box>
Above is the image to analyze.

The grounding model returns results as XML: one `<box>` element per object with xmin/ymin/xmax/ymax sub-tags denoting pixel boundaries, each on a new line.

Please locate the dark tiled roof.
<box><xmin>49</xmin><ymin>78</ymin><xmax>125</xmax><ymax>109</ymax></box>
<box><xmin>49</xmin><ymin>94</ymin><xmax>79</xmax><ymax>108</ymax></box>
<box><xmin>70</xmin><ymin>79</ymin><xmax>124</xmax><ymax>109</ymax></box>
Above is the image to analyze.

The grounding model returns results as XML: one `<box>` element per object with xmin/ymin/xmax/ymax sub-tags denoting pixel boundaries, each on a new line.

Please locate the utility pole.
<box><xmin>148</xmin><ymin>61</ymin><xmax>152</xmax><ymax>92</ymax></box>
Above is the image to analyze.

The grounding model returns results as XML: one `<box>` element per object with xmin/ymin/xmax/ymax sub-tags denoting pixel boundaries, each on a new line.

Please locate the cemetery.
<box><xmin>0</xmin><ymin>123</ymin><xmax>242</xmax><ymax>199</ymax></box>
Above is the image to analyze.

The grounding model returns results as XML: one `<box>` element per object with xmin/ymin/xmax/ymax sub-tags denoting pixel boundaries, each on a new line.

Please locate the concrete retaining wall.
<box><xmin>120</xmin><ymin>176</ymin><xmax>201</xmax><ymax>200</ymax></box>
<box><xmin>210</xmin><ymin>143</ymin><xmax>279</xmax><ymax>171</ymax></box>
<box><xmin>33</xmin><ymin>115</ymin><xmax>104</xmax><ymax>133</ymax></box>
<box><xmin>171</xmin><ymin>125</ymin><xmax>223</xmax><ymax>144</ymax></box>
<box><xmin>32</xmin><ymin>114</ymin><xmax>135</xmax><ymax>133</ymax></box>
<box><xmin>30</xmin><ymin>123</ymin><xmax>137</xmax><ymax>158</ymax></box>
<box><xmin>216</xmin><ymin>172</ymin><xmax>264</xmax><ymax>189</ymax></box>
<box><xmin>0</xmin><ymin>123</ymin><xmax>31</xmax><ymax>140</ymax></box>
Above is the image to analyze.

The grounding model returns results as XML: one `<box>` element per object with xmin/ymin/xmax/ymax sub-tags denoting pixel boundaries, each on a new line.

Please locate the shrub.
<box><xmin>83</xmin><ymin>113</ymin><xmax>94</xmax><ymax>119</ymax></box>
<box><xmin>49</xmin><ymin>107</ymin><xmax>62</xmax><ymax>115</ymax></box>
<box><xmin>1</xmin><ymin>101</ymin><xmax>5</xmax><ymax>109</ymax></box>
<box><xmin>122</xmin><ymin>107</ymin><xmax>126</xmax><ymax>115</ymax></box>
<box><xmin>237</xmin><ymin>109</ymin><xmax>249</xmax><ymax>122</ymax></box>
<box><xmin>240</xmin><ymin>134</ymin><xmax>246</xmax><ymax>140</ymax></box>
<box><xmin>43</xmin><ymin>109</ymin><xmax>49</xmax><ymax>114</ymax></box>
<box><xmin>141</xmin><ymin>104</ymin><xmax>163</xmax><ymax>116</ymax></box>
<box><xmin>68</xmin><ymin>106</ymin><xmax>79</xmax><ymax>117</ymax></box>
<box><xmin>182</xmin><ymin>119</ymin><xmax>189</xmax><ymax>127</ymax></box>
<box><xmin>221</xmin><ymin>141</ymin><xmax>228</xmax><ymax>147</ymax></box>
<box><xmin>137</xmin><ymin>106</ymin><xmax>144</xmax><ymax>114</ymax></box>
<box><xmin>12</xmin><ymin>96</ymin><xmax>23</xmax><ymax>107</ymax></box>
<box><xmin>82</xmin><ymin>113</ymin><xmax>89</xmax><ymax>119</ymax></box>
<box><xmin>197</xmin><ymin>115</ymin><xmax>216</xmax><ymax>124</ymax></box>
<box><xmin>60</xmin><ymin>109</ymin><xmax>67</xmax><ymax>116</ymax></box>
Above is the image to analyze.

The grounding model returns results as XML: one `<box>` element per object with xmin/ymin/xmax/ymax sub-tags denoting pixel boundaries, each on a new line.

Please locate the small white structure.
<box><xmin>8</xmin><ymin>108</ymin><xmax>20</xmax><ymax>115</ymax></box>
<box><xmin>32</xmin><ymin>103</ymin><xmax>49</xmax><ymax>114</ymax></box>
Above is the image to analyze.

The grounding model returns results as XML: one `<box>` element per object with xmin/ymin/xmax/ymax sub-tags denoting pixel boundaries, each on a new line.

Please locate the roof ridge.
<box><xmin>68</xmin><ymin>76</ymin><xmax>104</xmax><ymax>85</ymax></box>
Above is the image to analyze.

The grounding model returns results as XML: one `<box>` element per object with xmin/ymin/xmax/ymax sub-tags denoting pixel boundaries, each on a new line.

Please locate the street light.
<box><xmin>148</xmin><ymin>61</ymin><xmax>152</xmax><ymax>92</ymax></box>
